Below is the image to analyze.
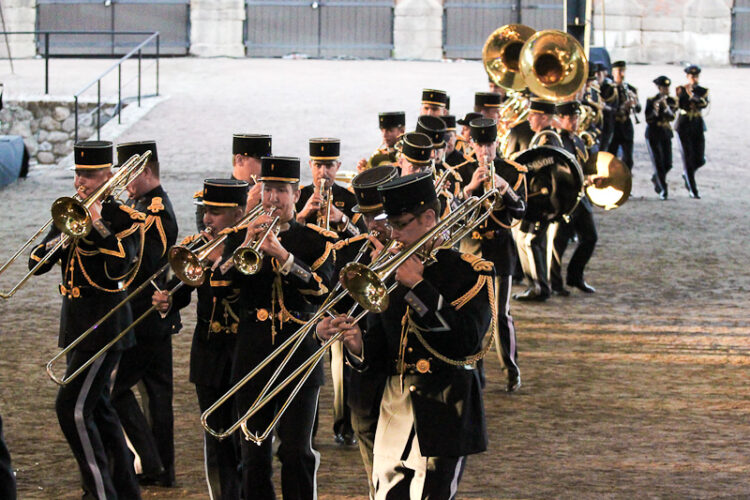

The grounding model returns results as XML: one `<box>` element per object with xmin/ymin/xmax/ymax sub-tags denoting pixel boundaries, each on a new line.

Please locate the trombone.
<box><xmin>46</xmin><ymin>230</ymin><xmax>210</xmax><ymax>386</ymax></box>
<box><xmin>0</xmin><ymin>151</ymin><xmax>151</xmax><ymax>299</ymax></box>
<box><xmin>232</xmin><ymin>208</ymin><xmax>280</xmax><ymax>275</ymax></box>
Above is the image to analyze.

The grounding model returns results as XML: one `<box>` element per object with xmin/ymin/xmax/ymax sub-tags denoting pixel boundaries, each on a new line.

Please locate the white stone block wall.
<box><xmin>190</xmin><ymin>0</ymin><xmax>246</xmax><ymax>57</ymax></box>
<box><xmin>0</xmin><ymin>0</ymin><xmax>37</xmax><ymax>58</ymax></box>
<box><xmin>393</xmin><ymin>0</ymin><xmax>443</xmax><ymax>60</ymax></box>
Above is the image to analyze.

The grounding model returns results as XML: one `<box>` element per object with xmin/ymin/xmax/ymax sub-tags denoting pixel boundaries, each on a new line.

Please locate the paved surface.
<box><xmin>1</xmin><ymin>57</ymin><xmax>749</xmax><ymax>498</ymax></box>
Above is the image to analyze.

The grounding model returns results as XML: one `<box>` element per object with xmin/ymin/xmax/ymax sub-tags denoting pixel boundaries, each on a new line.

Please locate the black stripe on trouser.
<box><xmin>56</xmin><ymin>350</ymin><xmax>139</xmax><ymax>500</ymax></box>
<box><xmin>238</xmin><ymin>384</ymin><xmax>320</xmax><ymax>500</ymax></box>
<box><xmin>646</xmin><ymin>135</ymin><xmax>672</xmax><ymax>191</ymax></box>
<box><xmin>494</xmin><ymin>275</ymin><xmax>519</xmax><ymax>378</ymax></box>
<box><xmin>549</xmin><ymin>204</ymin><xmax>597</xmax><ymax>285</ymax></box>
<box><xmin>195</xmin><ymin>384</ymin><xmax>241</xmax><ymax>500</ymax></box>
<box><xmin>0</xmin><ymin>413</ymin><xmax>16</xmax><ymax>500</ymax></box>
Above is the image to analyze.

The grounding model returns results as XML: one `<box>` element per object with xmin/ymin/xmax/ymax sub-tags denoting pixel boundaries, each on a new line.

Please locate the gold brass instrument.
<box><xmin>317</xmin><ymin>178</ymin><xmax>332</xmax><ymax>231</ymax></box>
<box><xmin>232</xmin><ymin>208</ymin><xmax>280</xmax><ymax>275</ymax></box>
<box><xmin>585</xmin><ymin>151</ymin><xmax>632</xmax><ymax>210</ymax></box>
<box><xmin>0</xmin><ymin>151</ymin><xmax>151</xmax><ymax>299</ymax></box>
<box><xmin>200</xmin><ymin>234</ymin><xmax>396</xmax><ymax>442</ymax></box>
<box><xmin>483</xmin><ymin>24</ymin><xmax>536</xmax><ymax>91</ymax></box>
<box><xmin>46</xmin><ymin>231</ymin><xmax>210</xmax><ymax>386</ymax></box>
<box><xmin>518</xmin><ymin>30</ymin><xmax>588</xmax><ymax>102</ymax></box>
<box><xmin>169</xmin><ymin>203</ymin><xmax>265</xmax><ymax>287</ymax></box>
<box><xmin>529</xmin><ymin>129</ymin><xmax>564</xmax><ymax>148</ymax></box>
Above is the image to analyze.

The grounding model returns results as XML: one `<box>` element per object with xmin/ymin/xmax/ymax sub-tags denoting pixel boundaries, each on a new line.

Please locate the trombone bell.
<box><xmin>169</xmin><ymin>245</ymin><xmax>207</xmax><ymax>287</ymax></box>
<box><xmin>339</xmin><ymin>262</ymin><xmax>390</xmax><ymax>313</ymax></box>
<box><xmin>51</xmin><ymin>196</ymin><xmax>92</xmax><ymax>237</ymax></box>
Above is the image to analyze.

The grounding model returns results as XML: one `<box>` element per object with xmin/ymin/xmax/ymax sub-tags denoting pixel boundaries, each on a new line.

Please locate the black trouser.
<box><xmin>516</xmin><ymin>221</ymin><xmax>550</xmax><ymax>296</ymax></box>
<box><xmin>549</xmin><ymin>203</ymin><xmax>597</xmax><ymax>288</ymax></box>
<box><xmin>677</xmin><ymin>118</ymin><xmax>705</xmax><ymax>193</ymax></box>
<box><xmin>351</xmin><ymin>407</ymin><xmax>378</xmax><ymax>499</ymax></box>
<box><xmin>195</xmin><ymin>384</ymin><xmax>241</xmax><ymax>500</ymax></box>
<box><xmin>608</xmin><ymin>118</ymin><xmax>634</xmax><ymax>169</ymax></box>
<box><xmin>600</xmin><ymin>113</ymin><xmax>615</xmax><ymax>152</ymax></box>
<box><xmin>111</xmin><ymin>336</ymin><xmax>174</xmax><ymax>481</ymax></box>
<box><xmin>239</xmin><ymin>384</ymin><xmax>320</xmax><ymax>500</ymax></box>
<box><xmin>0</xmin><ymin>413</ymin><xmax>16</xmax><ymax>500</ymax></box>
<box><xmin>56</xmin><ymin>350</ymin><xmax>141</xmax><ymax>500</ymax></box>
<box><xmin>646</xmin><ymin>131</ymin><xmax>672</xmax><ymax>193</ymax></box>
<box><xmin>495</xmin><ymin>275</ymin><xmax>519</xmax><ymax>379</ymax></box>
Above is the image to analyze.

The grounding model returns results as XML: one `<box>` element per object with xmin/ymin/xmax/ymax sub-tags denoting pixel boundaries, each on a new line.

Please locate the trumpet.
<box><xmin>46</xmin><ymin>230</ymin><xmax>210</xmax><ymax>386</ymax></box>
<box><xmin>169</xmin><ymin>203</ymin><xmax>265</xmax><ymax>287</ymax></box>
<box><xmin>0</xmin><ymin>151</ymin><xmax>151</xmax><ymax>299</ymax></box>
<box><xmin>232</xmin><ymin>208</ymin><xmax>280</xmax><ymax>275</ymax></box>
<box><xmin>201</xmin><ymin>234</ymin><xmax>397</xmax><ymax>442</ymax></box>
<box><xmin>317</xmin><ymin>178</ymin><xmax>332</xmax><ymax>231</ymax></box>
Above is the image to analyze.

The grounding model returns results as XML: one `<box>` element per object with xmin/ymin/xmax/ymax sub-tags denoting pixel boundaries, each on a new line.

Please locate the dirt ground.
<box><xmin>0</xmin><ymin>57</ymin><xmax>749</xmax><ymax>499</ymax></box>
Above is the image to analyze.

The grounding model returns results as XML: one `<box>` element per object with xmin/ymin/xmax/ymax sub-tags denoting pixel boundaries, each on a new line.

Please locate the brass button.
<box><xmin>256</xmin><ymin>308</ymin><xmax>269</xmax><ymax>321</ymax></box>
<box><xmin>407</xmin><ymin>347</ymin><xmax>413</xmax><ymax>353</ymax></box>
<box><xmin>416</xmin><ymin>359</ymin><xmax>430</xmax><ymax>374</ymax></box>
<box><xmin>408</xmin><ymin>385</ymin><xmax>416</xmax><ymax>393</ymax></box>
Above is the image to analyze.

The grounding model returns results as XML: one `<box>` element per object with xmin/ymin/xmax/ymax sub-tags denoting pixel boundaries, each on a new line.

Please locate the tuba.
<box><xmin>519</xmin><ymin>30</ymin><xmax>589</xmax><ymax>102</ymax></box>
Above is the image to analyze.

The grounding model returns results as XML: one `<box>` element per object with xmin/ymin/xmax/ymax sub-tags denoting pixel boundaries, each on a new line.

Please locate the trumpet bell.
<box><xmin>483</xmin><ymin>24</ymin><xmax>536</xmax><ymax>91</ymax></box>
<box><xmin>519</xmin><ymin>30</ymin><xmax>588</xmax><ymax>101</ymax></box>
<box><xmin>339</xmin><ymin>262</ymin><xmax>390</xmax><ymax>313</ymax></box>
<box><xmin>51</xmin><ymin>196</ymin><xmax>92</xmax><ymax>237</ymax></box>
<box><xmin>233</xmin><ymin>247</ymin><xmax>262</xmax><ymax>275</ymax></box>
<box><xmin>169</xmin><ymin>245</ymin><xmax>207</xmax><ymax>287</ymax></box>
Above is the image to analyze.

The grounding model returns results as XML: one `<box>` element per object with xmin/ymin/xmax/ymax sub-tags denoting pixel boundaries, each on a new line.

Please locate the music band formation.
<box><xmin>0</xmin><ymin>24</ymin><xmax>710</xmax><ymax>500</ymax></box>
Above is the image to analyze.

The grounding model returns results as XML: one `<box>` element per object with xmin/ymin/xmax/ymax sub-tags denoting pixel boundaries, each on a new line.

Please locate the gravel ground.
<box><xmin>1</xmin><ymin>57</ymin><xmax>749</xmax><ymax>499</ymax></box>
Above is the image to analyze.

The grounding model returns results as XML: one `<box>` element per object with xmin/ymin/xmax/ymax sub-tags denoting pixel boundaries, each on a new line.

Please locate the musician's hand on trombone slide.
<box><xmin>152</xmin><ymin>289</ymin><xmax>171</xmax><ymax>314</ymax></box>
<box><xmin>316</xmin><ymin>315</ymin><xmax>363</xmax><ymax>356</ymax></box>
<box><xmin>392</xmin><ymin>250</ymin><xmax>424</xmax><ymax>289</ymax></box>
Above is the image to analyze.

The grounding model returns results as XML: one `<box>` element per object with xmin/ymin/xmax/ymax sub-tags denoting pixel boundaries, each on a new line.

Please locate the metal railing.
<box><xmin>0</xmin><ymin>30</ymin><xmax>160</xmax><ymax>142</ymax></box>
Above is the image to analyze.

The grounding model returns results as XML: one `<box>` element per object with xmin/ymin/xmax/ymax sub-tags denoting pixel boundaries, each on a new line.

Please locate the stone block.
<box><xmin>53</xmin><ymin>106</ymin><xmax>71</xmax><ymax>121</ymax></box>
<box><xmin>30</xmin><ymin>120</ymin><xmax>38</xmax><ymax>133</ymax></box>
<box><xmin>9</xmin><ymin>121</ymin><xmax>31</xmax><ymax>137</ymax></box>
<box><xmin>684</xmin><ymin>0</ymin><xmax>730</xmax><ymax>19</ymax></box>
<box><xmin>40</xmin><ymin>115</ymin><xmax>60</xmax><ymax>131</ymax></box>
<box><xmin>37</xmin><ymin>130</ymin><xmax>49</xmax><ymax>142</ymax></box>
<box><xmin>395</xmin><ymin>0</ymin><xmax>442</xmax><ymax>17</ymax></box>
<box><xmin>37</xmin><ymin>152</ymin><xmax>55</xmax><ymax>164</ymax></box>
<box><xmin>78</xmin><ymin>127</ymin><xmax>95</xmax><ymax>140</ymax></box>
<box><xmin>53</xmin><ymin>142</ymin><xmax>73</xmax><ymax>156</ymax></box>
<box><xmin>641</xmin><ymin>16</ymin><xmax>683</xmax><ymax>32</ymax></box>
<box><xmin>25</xmin><ymin>138</ymin><xmax>38</xmax><ymax>157</ymax></box>
<box><xmin>593</xmin><ymin>14</ymin><xmax>642</xmax><ymax>31</ymax></box>
<box><xmin>61</xmin><ymin>117</ymin><xmax>76</xmax><ymax>133</ymax></box>
<box><xmin>47</xmin><ymin>131</ymin><xmax>69</xmax><ymax>143</ymax></box>
<box><xmin>38</xmin><ymin>141</ymin><xmax>52</xmax><ymax>152</ymax></box>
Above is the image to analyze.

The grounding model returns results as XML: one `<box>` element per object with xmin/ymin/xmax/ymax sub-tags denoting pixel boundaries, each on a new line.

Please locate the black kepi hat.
<box><xmin>399</xmin><ymin>132</ymin><xmax>432</xmax><ymax>165</ymax></box>
<box><xmin>73</xmin><ymin>140</ymin><xmax>113</xmax><ymax>170</ymax></box>
<box><xmin>684</xmin><ymin>64</ymin><xmax>701</xmax><ymax>75</ymax></box>
<box><xmin>116</xmin><ymin>140</ymin><xmax>157</xmax><ymax>166</ymax></box>
<box><xmin>555</xmin><ymin>101</ymin><xmax>580</xmax><ymax>116</ymax></box>
<box><xmin>379</xmin><ymin>111</ymin><xmax>406</xmax><ymax>129</ymax></box>
<box><xmin>201</xmin><ymin>178</ymin><xmax>249</xmax><ymax>208</ymax></box>
<box><xmin>309</xmin><ymin>138</ymin><xmax>340</xmax><ymax>162</ymax></box>
<box><xmin>260</xmin><ymin>156</ymin><xmax>301</xmax><ymax>183</ymax></box>
<box><xmin>612</xmin><ymin>60</ymin><xmax>627</xmax><ymax>69</ymax></box>
<box><xmin>457</xmin><ymin>112</ymin><xmax>482</xmax><ymax>126</ymax></box>
<box><xmin>653</xmin><ymin>75</ymin><xmax>671</xmax><ymax>87</ymax></box>
<box><xmin>351</xmin><ymin>164</ymin><xmax>399</xmax><ymax>214</ymax></box>
<box><xmin>442</xmin><ymin>115</ymin><xmax>456</xmax><ymax>131</ymax></box>
<box><xmin>421</xmin><ymin>88</ymin><xmax>448</xmax><ymax>108</ymax></box>
<box><xmin>233</xmin><ymin>134</ymin><xmax>272</xmax><ymax>158</ymax></box>
<box><xmin>379</xmin><ymin>171</ymin><xmax>438</xmax><ymax>217</ymax></box>
<box><xmin>529</xmin><ymin>98</ymin><xmax>556</xmax><ymax>114</ymax></box>
<box><xmin>475</xmin><ymin>92</ymin><xmax>502</xmax><ymax>108</ymax></box>
<box><xmin>416</xmin><ymin>115</ymin><xmax>447</xmax><ymax>149</ymax></box>
<box><xmin>469</xmin><ymin>118</ymin><xmax>497</xmax><ymax>144</ymax></box>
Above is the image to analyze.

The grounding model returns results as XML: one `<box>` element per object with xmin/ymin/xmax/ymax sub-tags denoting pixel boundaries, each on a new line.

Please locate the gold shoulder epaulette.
<box><xmin>193</xmin><ymin>190</ymin><xmax>204</xmax><ymax>199</ymax></box>
<box><xmin>180</xmin><ymin>233</ymin><xmax>201</xmax><ymax>246</ymax></box>
<box><xmin>147</xmin><ymin>196</ymin><xmax>165</xmax><ymax>213</ymax></box>
<box><xmin>305</xmin><ymin>223</ymin><xmax>338</xmax><ymax>239</ymax></box>
<box><xmin>460</xmin><ymin>252</ymin><xmax>494</xmax><ymax>273</ymax></box>
<box><xmin>119</xmin><ymin>204</ymin><xmax>146</xmax><ymax>221</ymax></box>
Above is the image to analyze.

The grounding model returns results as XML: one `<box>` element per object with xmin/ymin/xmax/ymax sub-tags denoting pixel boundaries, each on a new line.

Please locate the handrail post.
<box><xmin>156</xmin><ymin>33</ymin><xmax>160</xmax><ymax>96</ymax></box>
<box><xmin>138</xmin><ymin>48</ymin><xmax>142</xmax><ymax>107</ymax></box>
<box><xmin>97</xmin><ymin>80</ymin><xmax>101</xmax><ymax>141</ymax></box>
<box><xmin>118</xmin><ymin>63</ymin><xmax>122</xmax><ymax>124</ymax></box>
<box><xmin>74</xmin><ymin>96</ymin><xmax>79</xmax><ymax>143</ymax></box>
<box><xmin>44</xmin><ymin>32</ymin><xmax>49</xmax><ymax>94</ymax></box>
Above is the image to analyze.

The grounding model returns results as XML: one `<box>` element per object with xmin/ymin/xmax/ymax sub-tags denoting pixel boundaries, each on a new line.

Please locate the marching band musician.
<box><xmin>501</xmin><ymin>97</ymin><xmax>556</xmax><ymax>159</ymax></box>
<box><xmin>28</xmin><ymin>141</ymin><xmax>143</xmax><ymax>499</ymax></box>
<box><xmin>110</xmin><ymin>140</ymin><xmax>179</xmax><ymax>488</ymax></box>
<box><xmin>297</xmin><ymin>138</ymin><xmax>365</xmax><ymax>237</ymax></box>
<box><xmin>474</xmin><ymin>91</ymin><xmax>503</xmax><ymax>122</ymax></box>
<box><xmin>549</xmin><ymin>101</ymin><xmax>598</xmax><ymax>295</ymax></box>
<box><xmin>195</xmin><ymin>134</ymin><xmax>271</xmax><ymax>231</ymax></box>
<box><xmin>608</xmin><ymin>60</ymin><xmax>641</xmax><ymax>170</ymax></box>
<box><xmin>455</xmin><ymin>112</ymin><xmax>482</xmax><ymax>158</ymax></box>
<box><xmin>317</xmin><ymin>171</ymin><xmax>495</xmax><ymax>498</ymax></box>
<box><xmin>396</xmin><ymin>131</ymin><xmax>433</xmax><ymax>177</ymax></box>
<box><xmin>215</xmin><ymin>156</ymin><xmax>335</xmax><ymax>500</ymax></box>
<box><xmin>326</xmin><ymin>165</ymin><xmax>399</xmax><ymax>498</ymax></box>
<box><xmin>675</xmin><ymin>64</ymin><xmax>709</xmax><ymax>199</ymax></box>
<box><xmin>581</xmin><ymin>66</ymin><xmax>604</xmax><ymax>150</ymax></box>
<box><xmin>416</xmin><ymin>115</ymin><xmax>462</xmax><ymax>211</ymax></box>
<box><xmin>462</xmin><ymin>117</ymin><xmax>526</xmax><ymax>392</ymax></box>
<box><xmin>155</xmin><ymin>179</ymin><xmax>248</xmax><ymax>499</ymax></box>
<box><xmin>357</xmin><ymin>112</ymin><xmax>406</xmax><ymax>172</ymax></box>
<box><xmin>645</xmin><ymin>76</ymin><xmax>678</xmax><ymax>200</ymax></box>
<box><xmin>419</xmin><ymin>88</ymin><xmax>449</xmax><ymax>117</ymax></box>
<box><xmin>597</xmin><ymin>62</ymin><xmax>617</xmax><ymax>152</ymax></box>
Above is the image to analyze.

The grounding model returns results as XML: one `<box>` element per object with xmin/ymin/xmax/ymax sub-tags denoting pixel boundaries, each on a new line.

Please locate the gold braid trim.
<box><xmin>193</xmin><ymin>189</ymin><xmax>204</xmax><ymax>199</ymax></box>
<box><xmin>311</xmin><ymin>241</ymin><xmax>333</xmax><ymax>271</ymax></box>
<box><xmin>144</xmin><ymin>215</ymin><xmax>168</xmax><ymax>257</ymax></box>
<box><xmin>119</xmin><ymin>205</ymin><xmax>146</xmax><ymax>221</ymax></box>
<box><xmin>488</xmin><ymin>173</ymin><xmax>527</xmax><ymax>229</ymax></box>
<box><xmin>351</xmin><ymin>213</ymin><xmax>363</xmax><ymax>225</ymax></box>
<box><xmin>147</xmin><ymin>197</ymin><xmax>165</xmax><ymax>213</ymax></box>
<box><xmin>181</xmin><ymin>233</ymin><xmax>201</xmax><ymax>246</ymax></box>
<box><xmin>75</xmin><ymin>225</ymin><xmax>145</xmax><ymax>292</ymax></box>
<box><xmin>408</xmin><ymin>274</ymin><xmax>496</xmax><ymax>366</ymax></box>
<box><xmin>116</xmin><ymin>222</ymin><xmax>142</xmax><ymax>240</ymax></box>
<box><xmin>306</xmin><ymin>223</ymin><xmax>338</xmax><ymax>239</ymax></box>
<box><xmin>332</xmin><ymin>233</ymin><xmax>369</xmax><ymax>251</ymax></box>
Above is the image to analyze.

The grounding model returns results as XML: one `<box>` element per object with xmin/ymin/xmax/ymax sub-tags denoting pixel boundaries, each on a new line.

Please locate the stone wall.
<box><xmin>190</xmin><ymin>0</ymin><xmax>246</xmax><ymax>57</ymax></box>
<box><xmin>0</xmin><ymin>0</ymin><xmax>37</xmax><ymax>58</ymax></box>
<box><xmin>0</xmin><ymin>98</ymin><xmax>118</xmax><ymax>166</ymax></box>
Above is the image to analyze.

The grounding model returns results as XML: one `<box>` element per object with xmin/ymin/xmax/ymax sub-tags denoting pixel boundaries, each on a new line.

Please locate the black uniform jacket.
<box><xmin>357</xmin><ymin>249</ymin><xmax>494</xmax><ymax>457</ymax></box>
<box><xmin>297</xmin><ymin>182</ymin><xmax>367</xmax><ymax>238</ymax></box>
<box><xmin>501</xmin><ymin>120</ymin><xmax>534</xmax><ymax>159</ymax></box>
<box><xmin>675</xmin><ymin>85</ymin><xmax>709</xmax><ymax>130</ymax></box>
<box><xmin>214</xmin><ymin>220</ymin><xmax>335</xmax><ymax>390</ymax></box>
<box><xmin>169</xmin><ymin>233</ymin><xmax>240</xmax><ymax>388</ymax></box>
<box><xmin>559</xmin><ymin>129</ymin><xmax>594</xmax><ymax>213</ymax></box>
<box><xmin>459</xmin><ymin>158</ymin><xmax>527</xmax><ymax>275</ymax></box>
<box><xmin>126</xmin><ymin>185</ymin><xmax>180</xmax><ymax>342</ymax></box>
<box><xmin>613</xmin><ymin>82</ymin><xmax>641</xmax><ymax>123</ymax></box>
<box><xmin>645</xmin><ymin>94</ymin><xmax>678</xmax><ymax>141</ymax></box>
<box><xmin>29</xmin><ymin>196</ymin><xmax>141</xmax><ymax>352</ymax></box>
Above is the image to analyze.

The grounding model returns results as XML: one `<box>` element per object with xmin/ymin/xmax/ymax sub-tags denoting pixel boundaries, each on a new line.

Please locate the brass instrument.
<box><xmin>483</xmin><ymin>24</ymin><xmax>536</xmax><ymax>91</ymax></box>
<box><xmin>200</xmin><ymin>234</ymin><xmax>396</xmax><ymax>442</ymax></box>
<box><xmin>46</xmin><ymin>230</ymin><xmax>210</xmax><ymax>386</ymax></box>
<box><xmin>529</xmin><ymin>129</ymin><xmax>564</xmax><ymax>148</ymax></box>
<box><xmin>584</xmin><ymin>151</ymin><xmax>631</xmax><ymax>210</ymax></box>
<box><xmin>518</xmin><ymin>29</ymin><xmax>589</xmax><ymax>102</ymax></box>
<box><xmin>169</xmin><ymin>203</ymin><xmax>265</xmax><ymax>287</ymax></box>
<box><xmin>0</xmin><ymin>151</ymin><xmax>151</xmax><ymax>299</ymax></box>
<box><xmin>232</xmin><ymin>208</ymin><xmax>280</xmax><ymax>275</ymax></box>
<box><xmin>317</xmin><ymin>178</ymin><xmax>332</xmax><ymax>231</ymax></box>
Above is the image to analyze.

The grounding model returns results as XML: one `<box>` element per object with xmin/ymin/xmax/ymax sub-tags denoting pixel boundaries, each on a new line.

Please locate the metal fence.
<box><xmin>245</xmin><ymin>0</ymin><xmax>394</xmax><ymax>58</ymax></box>
<box><xmin>36</xmin><ymin>0</ymin><xmax>189</xmax><ymax>56</ymax></box>
<box><xmin>731</xmin><ymin>0</ymin><xmax>750</xmax><ymax>64</ymax></box>
<box><xmin>444</xmin><ymin>0</ymin><xmax>564</xmax><ymax>59</ymax></box>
